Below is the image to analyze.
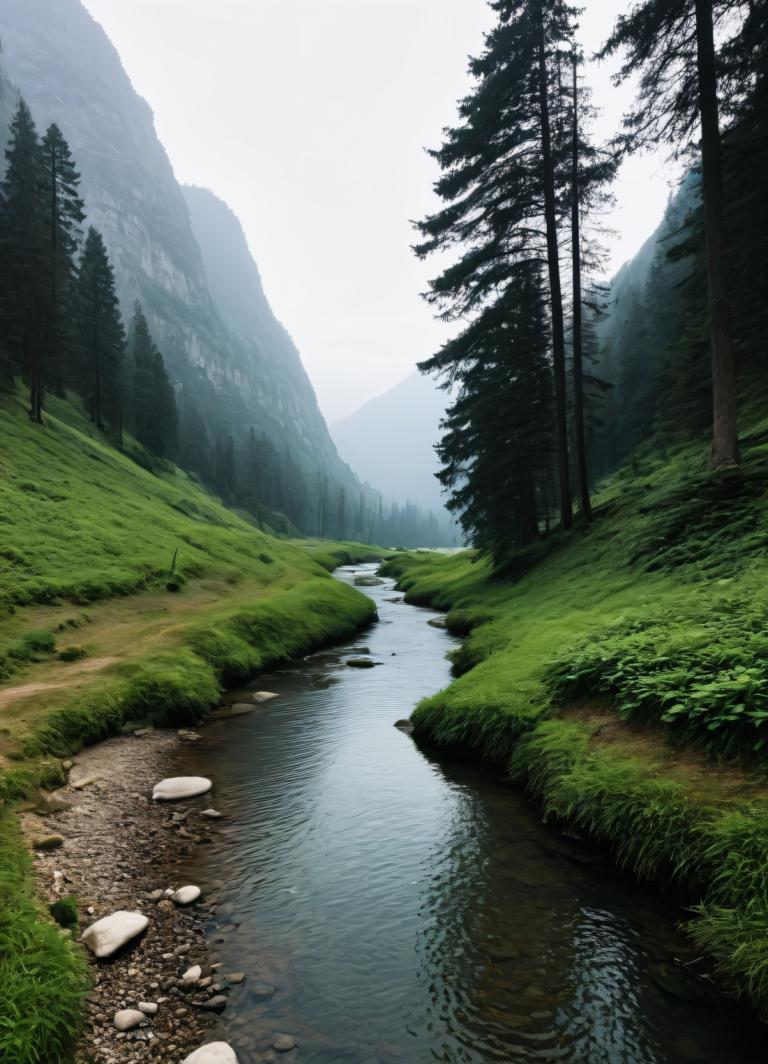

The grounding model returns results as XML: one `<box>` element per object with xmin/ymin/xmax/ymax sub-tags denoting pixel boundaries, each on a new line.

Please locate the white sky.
<box><xmin>82</xmin><ymin>0</ymin><xmax>680</xmax><ymax>422</ymax></box>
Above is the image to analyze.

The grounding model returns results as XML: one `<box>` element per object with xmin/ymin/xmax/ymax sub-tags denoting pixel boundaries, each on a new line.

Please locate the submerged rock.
<box><xmin>181</xmin><ymin>1044</ymin><xmax>239</xmax><ymax>1064</ymax></box>
<box><xmin>81</xmin><ymin>911</ymin><xmax>148</xmax><ymax>958</ymax></box>
<box><xmin>354</xmin><ymin>576</ymin><xmax>384</xmax><ymax>587</ymax></box>
<box><xmin>113</xmin><ymin>1009</ymin><xmax>145</xmax><ymax>1031</ymax></box>
<box><xmin>251</xmin><ymin>691</ymin><xmax>279</xmax><ymax>703</ymax></box>
<box><xmin>173</xmin><ymin>885</ymin><xmax>202</xmax><ymax>906</ymax></box>
<box><xmin>273</xmin><ymin>1034</ymin><xmax>298</xmax><ymax>1052</ymax></box>
<box><xmin>152</xmin><ymin>776</ymin><xmax>212</xmax><ymax>801</ymax></box>
<box><xmin>202</xmin><ymin>994</ymin><xmax>228</xmax><ymax>1012</ymax></box>
<box><xmin>346</xmin><ymin>658</ymin><xmax>379</xmax><ymax>669</ymax></box>
<box><xmin>200</xmin><ymin>808</ymin><xmax>222</xmax><ymax>819</ymax></box>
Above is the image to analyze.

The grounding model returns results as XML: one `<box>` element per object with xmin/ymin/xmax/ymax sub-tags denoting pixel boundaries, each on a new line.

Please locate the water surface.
<box><xmin>174</xmin><ymin>565</ymin><xmax>765</xmax><ymax>1062</ymax></box>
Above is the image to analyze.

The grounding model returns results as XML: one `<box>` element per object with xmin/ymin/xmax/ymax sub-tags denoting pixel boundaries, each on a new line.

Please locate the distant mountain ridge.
<box><xmin>0</xmin><ymin>0</ymin><xmax>353</xmax><ymax>490</ymax></box>
<box><xmin>332</xmin><ymin>371</ymin><xmax>452</xmax><ymax>515</ymax></box>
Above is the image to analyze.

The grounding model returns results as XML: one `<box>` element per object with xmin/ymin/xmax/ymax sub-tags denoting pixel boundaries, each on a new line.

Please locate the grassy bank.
<box><xmin>381</xmin><ymin>428</ymin><xmax>768</xmax><ymax>1012</ymax></box>
<box><xmin>0</xmin><ymin>392</ymin><xmax>382</xmax><ymax>1063</ymax></box>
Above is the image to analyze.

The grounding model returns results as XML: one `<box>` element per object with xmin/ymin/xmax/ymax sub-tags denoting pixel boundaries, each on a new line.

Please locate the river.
<box><xmin>173</xmin><ymin>564</ymin><xmax>765</xmax><ymax>1063</ymax></box>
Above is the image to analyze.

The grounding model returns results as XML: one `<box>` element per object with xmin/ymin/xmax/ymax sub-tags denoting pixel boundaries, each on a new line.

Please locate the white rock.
<box><xmin>114</xmin><ymin>1009</ymin><xmax>145</xmax><ymax>1031</ymax></box>
<box><xmin>252</xmin><ymin>691</ymin><xmax>279</xmax><ymax>703</ymax></box>
<box><xmin>200</xmin><ymin>809</ymin><xmax>222</xmax><ymax>819</ymax></box>
<box><xmin>181</xmin><ymin>1043</ymin><xmax>239</xmax><ymax>1064</ymax></box>
<box><xmin>152</xmin><ymin>777</ymin><xmax>212</xmax><ymax>801</ymax></box>
<box><xmin>81</xmin><ymin>911</ymin><xmax>148</xmax><ymax>959</ymax></box>
<box><xmin>182</xmin><ymin>964</ymin><xmax>202</xmax><ymax>984</ymax></box>
<box><xmin>172</xmin><ymin>885</ymin><xmax>202</xmax><ymax>906</ymax></box>
<box><xmin>138</xmin><ymin>1002</ymin><xmax>158</xmax><ymax>1016</ymax></box>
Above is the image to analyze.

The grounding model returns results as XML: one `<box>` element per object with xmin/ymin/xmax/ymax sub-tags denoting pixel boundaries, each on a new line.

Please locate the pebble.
<box><xmin>33</xmin><ymin>834</ymin><xmax>65</xmax><ymax>851</ymax></box>
<box><xmin>200</xmin><ymin>809</ymin><xmax>222</xmax><ymax>819</ymax></box>
<box><xmin>182</xmin><ymin>964</ymin><xmax>203</xmax><ymax>984</ymax></box>
<box><xmin>273</xmin><ymin>1034</ymin><xmax>297</xmax><ymax>1053</ymax></box>
<box><xmin>226</xmin><ymin>972</ymin><xmax>246</xmax><ymax>984</ymax></box>
<box><xmin>113</xmin><ymin>1009</ymin><xmax>146</xmax><ymax>1031</ymax></box>
<box><xmin>138</xmin><ymin>1002</ymin><xmax>158</xmax><ymax>1016</ymax></box>
<box><xmin>173</xmin><ymin>885</ymin><xmax>202</xmax><ymax>906</ymax></box>
<box><xmin>152</xmin><ymin>777</ymin><xmax>212</xmax><ymax>801</ymax></box>
<box><xmin>181</xmin><ymin>1043</ymin><xmax>239</xmax><ymax>1064</ymax></box>
<box><xmin>81</xmin><ymin>911</ymin><xmax>149</xmax><ymax>959</ymax></box>
<box><xmin>201</xmin><ymin>995</ymin><xmax>228</xmax><ymax>1012</ymax></box>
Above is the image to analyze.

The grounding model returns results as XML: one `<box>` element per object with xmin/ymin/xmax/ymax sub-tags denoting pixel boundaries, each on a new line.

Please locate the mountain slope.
<box><xmin>332</xmin><ymin>371</ymin><xmax>449</xmax><ymax>512</ymax></box>
<box><xmin>0</xmin><ymin>0</ymin><xmax>354</xmax><ymax>493</ymax></box>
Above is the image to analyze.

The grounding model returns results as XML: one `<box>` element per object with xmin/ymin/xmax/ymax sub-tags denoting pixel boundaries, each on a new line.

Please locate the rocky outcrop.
<box><xmin>0</xmin><ymin>0</ymin><xmax>358</xmax><ymax>494</ymax></box>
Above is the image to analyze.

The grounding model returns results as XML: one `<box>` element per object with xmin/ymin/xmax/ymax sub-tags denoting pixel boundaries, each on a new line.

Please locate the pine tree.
<box><xmin>601</xmin><ymin>0</ymin><xmax>751</xmax><ymax>467</ymax></box>
<box><xmin>423</xmin><ymin>266</ymin><xmax>554</xmax><ymax>561</ymax></box>
<box><xmin>73</xmin><ymin>227</ymin><xmax>125</xmax><ymax>430</ymax></box>
<box><xmin>415</xmin><ymin>0</ymin><xmax>587</xmax><ymax>536</ymax></box>
<box><xmin>40</xmin><ymin>123</ymin><xmax>85</xmax><ymax>397</ymax></box>
<box><xmin>128</xmin><ymin>304</ymin><xmax>177</xmax><ymax>457</ymax></box>
<box><xmin>0</xmin><ymin>99</ymin><xmax>47</xmax><ymax>419</ymax></box>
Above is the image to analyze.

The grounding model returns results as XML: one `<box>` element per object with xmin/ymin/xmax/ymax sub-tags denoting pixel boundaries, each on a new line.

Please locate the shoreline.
<box><xmin>21</xmin><ymin>726</ymin><xmax>231</xmax><ymax>1064</ymax></box>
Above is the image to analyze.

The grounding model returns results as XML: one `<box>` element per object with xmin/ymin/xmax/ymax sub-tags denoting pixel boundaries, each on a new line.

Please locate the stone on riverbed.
<box><xmin>182</xmin><ymin>1044</ymin><xmax>239</xmax><ymax>1064</ymax></box>
<box><xmin>354</xmin><ymin>575</ymin><xmax>384</xmax><ymax>586</ymax></box>
<box><xmin>273</xmin><ymin>1034</ymin><xmax>298</xmax><ymax>1052</ymax></box>
<box><xmin>113</xmin><ymin>1008</ymin><xmax>146</xmax><ymax>1031</ymax></box>
<box><xmin>346</xmin><ymin>658</ymin><xmax>379</xmax><ymax>669</ymax></box>
<box><xmin>200</xmin><ymin>809</ymin><xmax>222</xmax><ymax>819</ymax></box>
<box><xmin>252</xmin><ymin>691</ymin><xmax>279</xmax><ymax>703</ymax></box>
<box><xmin>152</xmin><ymin>776</ymin><xmax>212</xmax><ymax>801</ymax></box>
<box><xmin>33</xmin><ymin>833</ymin><xmax>65</xmax><ymax>851</ymax></box>
<box><xmin>182</xmin><ymin>964</ymin><xmax>203</xmax><ymax>984</ymax></box>
<box><xmin>138</xmin><ymin>1001</ymin><xmax>158</xmax><ymax>1015</ymax></box>
<box><xmin>202</xmin><ymin>994</ymin><xmax>228</xmax><ymax>1012</ymax></box>
<box><xmin>81</xmin><ymin>911</ymin><xmax>148</xmax><ymax>958</ymax></box>
<box><xmin>172</xmin><ymin>885</ymin><xmax>202</xmax><ymax>906</ymax></box>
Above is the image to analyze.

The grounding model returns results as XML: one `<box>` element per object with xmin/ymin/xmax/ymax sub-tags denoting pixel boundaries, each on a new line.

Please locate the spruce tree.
<box><xmin>73</xmin><ymin>227</ymin><xmax>125</xmax><ymax>430</ymax></box>
<box><xmin>601</xmin><ymin>0</ymin><xmax>751</xmax><ymax>468</ymax></box>
<box><xmin>0</xmin><ymin>99</ymin><xmax>46</xmax><ymax>419</ymax></box>
<box><xmin>40</xmin><ymin>124</ymin><xmax>85</xmax><ymax>397</ymax></box>
<box><xmin>415</xmin><ymin>0</ymin><xmax>585</xmax><ymax>536</ymax></box>
<box><xmin>128</xmin><ymin>304</ymin><xmax>177</xmax><ymax>457</ymax></box>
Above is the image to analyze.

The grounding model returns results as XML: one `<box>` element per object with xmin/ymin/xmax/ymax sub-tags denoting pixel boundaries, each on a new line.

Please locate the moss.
<box><xmin>49</xmin><ymin>895</ymin><xmax>79</xmax><ymax>931</ymax></box>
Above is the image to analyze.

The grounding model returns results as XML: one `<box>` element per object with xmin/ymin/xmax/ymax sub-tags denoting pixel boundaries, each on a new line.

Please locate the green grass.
<box><xmin>0</xmin><ymin>811</ymin><xmax>89</xmax><ymax>1064</ymax></box>
<box><xmin>0</xmin><ymin>390</ymin><xmax>382</xmax><ymax>1063</ymax></box>
<box><xmin>382</xmin><ymin>428</ymin><xmax>768</xmax><ymax>1011</ymax></box>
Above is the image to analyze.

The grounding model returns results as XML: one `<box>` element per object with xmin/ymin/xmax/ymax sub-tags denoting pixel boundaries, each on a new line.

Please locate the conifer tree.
<box><xmin>602</xmin><ymin>0</ymin><xmax>751</xmax><ymax>468</ymax></box>
<box><xmin>415</xmin><ymin>0</ymin><xmax>586</xmax><ymax>537</ymax></box>
<box><xmin>128</xmin><ymin>304</ymin><xmax>177</xmax><ymax>458</ymax></box>
<box><xmin>73</xmin><ymin>227</ymin><xmax>125</xmax><ymax>430</ymax></box>
<box><xmin>424</xmin><ymin>266</ymin><xmax>553</xmax><ymax>560</ymax></box>
<box><xmin>0</xmin><ymin>99</ymin><xmax>46</xmax><ymax>419</ymax></box>
<box><xmin>40</xmin><ymin>123</ymin><xmax>85</xmax><ymax>396</ymax></box>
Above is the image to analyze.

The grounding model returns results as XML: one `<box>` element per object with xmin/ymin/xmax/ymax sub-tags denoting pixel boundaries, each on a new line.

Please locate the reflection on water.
<box><xmin>173</xmin><ymin>566</ymin><xmax>765</xmax><ymax>1063</ymax></box>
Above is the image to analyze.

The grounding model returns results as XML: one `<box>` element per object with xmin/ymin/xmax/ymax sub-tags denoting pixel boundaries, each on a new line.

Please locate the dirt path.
<box><xmin>21</xmin><ymin>728</ymin><xmax>242</xmax><ymax>1064</ymax></box>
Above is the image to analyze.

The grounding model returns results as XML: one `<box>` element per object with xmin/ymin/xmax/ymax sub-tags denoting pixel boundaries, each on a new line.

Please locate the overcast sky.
<box><xmin>82</xmin><ymin>0</ymin><xmax>679</xmax><ymax>422</ymax></box>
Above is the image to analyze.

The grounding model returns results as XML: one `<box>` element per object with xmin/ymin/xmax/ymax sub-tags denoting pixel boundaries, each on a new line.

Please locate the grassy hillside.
<box><xmin>0</xmin><ymin>391</ymin><xmax>382</xmax><ymax>1064</ymax></box>
<box><xmin>382</xmin><ymin>422</ymin><xmax>768</xmax><ymax>1014</ymax></box>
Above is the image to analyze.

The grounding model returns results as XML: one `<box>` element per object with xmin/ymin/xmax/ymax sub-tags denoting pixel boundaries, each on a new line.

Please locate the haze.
<box><xmin>82</xmin><ymin>0</ymin><xmax>676</xmax><ymax>421</ymax></box>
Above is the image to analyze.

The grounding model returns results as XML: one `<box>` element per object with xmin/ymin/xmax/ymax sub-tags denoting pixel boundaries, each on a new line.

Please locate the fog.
<box><xmin>82</xmin><ymin>0</ymin><xmax>678</xmax><ymax>421</ymax></box>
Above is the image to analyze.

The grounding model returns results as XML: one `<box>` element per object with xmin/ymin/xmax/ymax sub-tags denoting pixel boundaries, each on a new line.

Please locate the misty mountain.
<box><xmin>332</xmin><ymin>372</ymin><xmax>450</xmax><ymax>514</ymax></box>
<box><xmin>0</xmin><ymin>0</ymin><xmax>352</xmax><ymax>490</ymax></box>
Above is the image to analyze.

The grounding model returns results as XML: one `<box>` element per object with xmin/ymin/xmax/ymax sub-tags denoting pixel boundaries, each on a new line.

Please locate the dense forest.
<box><xmin>0</xmin><ymin>85</ymin><xmax>450</xmax><ymax>548</ymax></box>
<box><xmin>418</xmin><ymin>0</ymin><xmax>767</xmax><ymax>564</ymax></box>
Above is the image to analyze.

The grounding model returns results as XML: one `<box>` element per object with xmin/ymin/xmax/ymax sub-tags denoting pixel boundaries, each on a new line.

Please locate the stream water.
<box><xmin>173</xmin><ymin>564</ymin><xmax>765</xmax><ymax>1063</ymax></box>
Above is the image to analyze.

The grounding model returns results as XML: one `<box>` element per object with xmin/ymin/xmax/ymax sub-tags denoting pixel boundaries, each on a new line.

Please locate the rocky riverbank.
<box><xmin>20</xmin><ymin>727</ymin><xmax>245</xmax><ymax>1064</ymax></box>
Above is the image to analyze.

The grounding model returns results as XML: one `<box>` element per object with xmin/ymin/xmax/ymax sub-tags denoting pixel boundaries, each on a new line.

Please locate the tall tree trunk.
<box><xmin>537</xmin><ymin>7</ymin><xmax>573</xmax><ymax>530</ymax></box>
<box><xmin>571</xmin><ymin>51</ymin><xmax>591</xmax><ymax>523</ymax></box>
<box><xmin>695</xmin><ymin>0</ymin><xmax>739</xmax><ymax>467</ymax></box>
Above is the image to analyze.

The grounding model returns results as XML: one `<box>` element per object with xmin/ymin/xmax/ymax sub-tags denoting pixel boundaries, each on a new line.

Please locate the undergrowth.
<box><xmin>0</xmin><ymin>811</ymin><xmax>89</xmax><ymax>1064</ymax></box>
